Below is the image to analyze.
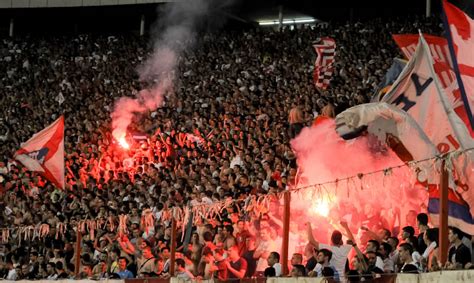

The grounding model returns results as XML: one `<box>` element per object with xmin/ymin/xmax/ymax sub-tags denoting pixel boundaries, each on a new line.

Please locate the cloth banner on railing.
<box><xmin>5</xmin><ymin>271</ymin><xmax>474</xmax><ymax>282</ymax></box>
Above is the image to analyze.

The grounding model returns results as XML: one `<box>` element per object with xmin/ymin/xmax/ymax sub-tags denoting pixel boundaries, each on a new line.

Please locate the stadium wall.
<box><xmin>5</xmin><ymin>270</ymin><xmax>474</xmax><ymax>283</ymax></box>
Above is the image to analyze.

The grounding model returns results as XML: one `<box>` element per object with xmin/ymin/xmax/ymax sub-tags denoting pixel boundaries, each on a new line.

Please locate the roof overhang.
<box><xmin>0</xmin><ymin>0</ymin><xmax>173</xmax><ymax>9</ymax></box>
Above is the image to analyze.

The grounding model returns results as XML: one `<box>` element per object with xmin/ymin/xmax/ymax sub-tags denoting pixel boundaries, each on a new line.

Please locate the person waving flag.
<box><xmin>15</xmin><ymin>116</ymin><xmax>65</xmax><ymax>189</ymax></box>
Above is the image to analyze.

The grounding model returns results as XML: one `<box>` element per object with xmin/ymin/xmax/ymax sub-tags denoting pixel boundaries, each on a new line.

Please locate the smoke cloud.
<box><xmin>289</xmin><ymin>120</ymin><xmax>428</xmax><ymax>245</ymax></box>
<box><xmin>111</xmin><ymin>0</ymin><xmax>221</xmax><ymax>142</ymax></box>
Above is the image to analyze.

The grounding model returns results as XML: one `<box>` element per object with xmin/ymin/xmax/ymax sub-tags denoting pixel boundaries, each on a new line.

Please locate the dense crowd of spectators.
<box><xmin>2</xmin><ymin>12</ymin><xmax>471</xmax><ymax>281</ymax></box>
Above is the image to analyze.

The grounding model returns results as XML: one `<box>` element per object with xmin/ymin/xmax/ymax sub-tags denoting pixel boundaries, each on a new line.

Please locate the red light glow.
<box><xmin>118</xmin><ymin>137</ymin><xmax>130</xmax><ymax>149</ymax></box>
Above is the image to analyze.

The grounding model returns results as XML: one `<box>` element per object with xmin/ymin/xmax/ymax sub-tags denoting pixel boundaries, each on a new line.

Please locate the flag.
<box><xmin>335</xmin><ymin>102</ymin><xmax>438</xmax><ymax>166</ymax></box>
<box><xmin>15</xmin><ymin>116</ymin><xmax>65</xmax><ymax>189</ymax></box>
<box><xmin>428</xmin><ymin>185</ymin><xmax>474</xmax><ymax>233</ymax></box>
<box><xmin>313</xmin><ymin>37</ymin><xmax>336</xmax><ymax>90</ymax></box>
<box><xmin>56</xmin><ymin>92</ymin><xmax>65</xmax><ymax>105</ymax></box>
<box><xmin>443</xmin><ymin>0</ymin><xmax>474</xmax><ymax>130</ymax></box>
<box><xmin>392</xmin><ymin>34</ymin><xmax>456</xmax><ymax>90</ymax></box>
<box><xmin>186</xmin><ymin>133</ymin><xmax>205</xmax><ymax>146</ymax></box>
<box><xmin>381</xmin><ymin>34</ymin><xmax>474</xmax><ymax>234</ymax></box>
<box><xmin>393</xmin><ymin>33</ymin><xmax>474</xmax><ymax>137</ymax></box>
<box><xmin>382</xmin><ymin>34</ymin><xmax>474</xmax><ymax>159</ymax></box>
<box><xmin>371</xmin><ymin>58</ymin><xmax>407</xmax><ymax>102</ymax></box>
<box><xmin>131</xmin><ymin>131</ymin><xmax>147</xmax><ymax>141</ymax></box>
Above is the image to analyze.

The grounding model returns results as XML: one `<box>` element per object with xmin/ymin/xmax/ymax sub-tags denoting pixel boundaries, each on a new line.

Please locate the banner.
<box><xmin>15</xmin><ymin>116</ymin><xmax>65</xmax><ymax>189</ymax></box>
<box><xmin>382</xmin><ymin>34</ymin><xmax>474</xmax><ymax>233</ymax></box>
<box><xmin>392</xmin><ymin>33</ymin><xmax>474</xmax><ymax>137</ymax></box>
<box><xmin>312</xmin><ymin>37</ymin><xmax>336</xmax><ymax>90</ymax></box>
<box><xmin>335</xmin><ymin>102</ymin><xmax>438</xmax><ymax>175</ymax></box>
<box><xmin>443</xmin><ymin>0</ymin><xmax>474</xmax><ymax>130</ymax></box>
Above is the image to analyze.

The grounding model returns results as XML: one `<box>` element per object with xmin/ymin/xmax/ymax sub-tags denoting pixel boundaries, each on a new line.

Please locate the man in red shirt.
<box><xmin>235</xmin><ymin>220</ymin><xmax>251</xmax><ymax>256</ymax></box>
<box><xmin>225</xmin><ymin>246</ymin><xmax>247</xmax><ymax>280</ymax></box>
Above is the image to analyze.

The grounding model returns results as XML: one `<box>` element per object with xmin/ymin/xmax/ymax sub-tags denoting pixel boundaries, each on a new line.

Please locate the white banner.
<box><xmin>382</xmin><ymin>34</ymin><xmax>474</xmax><ymax>232</ymax></box>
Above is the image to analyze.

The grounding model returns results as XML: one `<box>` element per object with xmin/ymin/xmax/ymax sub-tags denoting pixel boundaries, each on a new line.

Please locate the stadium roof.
<box><xmin>0</xmin><ymin>0</ymin><xmax>436</xmax><ymax>21</ymax></box>
<box><xmin>0</xmin><ymin>0</ymin><xmax>171</xmax><ymax>8</ymax></box>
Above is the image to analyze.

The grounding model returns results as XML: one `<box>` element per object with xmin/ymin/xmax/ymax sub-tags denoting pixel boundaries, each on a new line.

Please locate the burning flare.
<box><xmin>312</xmin><ymin>198</ymin><xmax>331</xmax><ymax>217</ymax></box>
<box><xmin>118</xmin><ymin>136</ymin><xmax>130</xmax><ymax>150</ymax></box>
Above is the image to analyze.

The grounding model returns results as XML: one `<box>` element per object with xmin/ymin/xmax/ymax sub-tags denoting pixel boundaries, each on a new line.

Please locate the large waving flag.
<box><xmin>392</xmin><ymin>34</ymin><xmax>474</xmax><ymax>138</ymax></box>
<box><xmin>15</xmin><ymin>116</ymin><xmax>65</xmax><ymax>189</ymax></box>
<box><xmin>442</xmin><ymin>0</ymin><xmax>474</xmax><ymax>130</ymax></box>
<box><xmin>335</xmin><ymin>102</ymin><xmax>438</xmax><ymax>166</ymax></box>
<box><xmin>392</xmin><ymin>34</ymin><xmax>456</xmax><ymax>91</ymax></box>
<box><xmin>313</xmin><ymin>37</ymin><xmax>336</xmax><ymax>90</ymax></box>
<box><xmin>381</xmin><ymin>34</ymin><xmax>474</xmax><ymax>234</ymax></box>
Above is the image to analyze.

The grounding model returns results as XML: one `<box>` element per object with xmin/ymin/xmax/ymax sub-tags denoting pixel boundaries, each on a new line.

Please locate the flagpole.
<box><xmin>74</xmin><ymin>225</ymin><xmax>82</xmax><ymax>278</ymax></box>
<box><xmin>169</xmin><ymin>218</ymin><xmax>177</xmax><ymax>276</ymax></box>
<box><xmin>439</xmin><ymin>159</ymin><xmax>449</xmax><ymax>264</ymax></box>
<box><xmin>441</xmin><ymin>2</ymin><xmax>474</xmax><ymax>131</ymax></box>
<box><xmin>281</xmin><ymin>191</ymin><xmax>291</xmax><ymax>275</ymax></box>
<box><xmin>426</xmin><ymin>0</ymin><xmax>431</xmax><ymax>18</ymax></box>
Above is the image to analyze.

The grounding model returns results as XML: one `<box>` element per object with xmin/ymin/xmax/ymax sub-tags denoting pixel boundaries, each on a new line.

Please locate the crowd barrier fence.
<box><xmin>9</xmin><ymin>270</ymin><xmax>474</xmax><ymax>283</ymax></box>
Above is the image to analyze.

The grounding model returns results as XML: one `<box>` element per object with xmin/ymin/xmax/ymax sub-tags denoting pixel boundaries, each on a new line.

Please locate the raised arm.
<box><xmin>117</xmin><ymin>235</ymin><xmax>136</xmax><ymax>255</ymax></box>
<box><xmin>305</xmin><ymin>222</ymin><xmax>319</xmax><ymax>250</ymax></box>
<box><xmin>340</xmin><ymin>221</ymin><xmax>356</xmax><ymax>243</ymax></box>
<box><xmin>360</xmin><ymin>226</ymin><xmax>383</xmax><ymax>243</ymax></box>
<box><xmin>340</xmin><ymin>221</ymin><xmax>368</xmax><ymax>271</ymax></box>
<box><xmin>268</xmin><ymin>213</ymin><xmax>283</xmax><ymax>228</ymax></box>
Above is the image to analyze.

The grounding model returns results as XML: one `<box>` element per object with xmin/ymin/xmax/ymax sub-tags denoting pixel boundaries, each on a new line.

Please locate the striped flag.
<box><xmin>384</xmin><ymin>34</ymin><xmax>474</xmax><ymax>234</ymax></box>
<box><xmin>15</xmin><ymin>116</ymin><xmax>65</xmax><ymax>189</ymax></box>
<box><xmin>393</xmin><ymin>33</ymin><xmax>474</xmax><ymax>138</ymax></box>
<box><xmin>338</xmin><ymin>34</ymin><xmax>474</xmax><ymax>234</ymax></box>
<box><xmin>442</xmin><ymin>0</ymin><xmax>474</xmax><ymax>130</ymax></box>
<box><xmin>428</xmin><ymin>184</ymin><xmax>474</xmax><ymax>232</ymax></box>
<box><xmin>313</xmin><ymin>37</ymin><xmax>336</xmax><ymax>90</ymax></box>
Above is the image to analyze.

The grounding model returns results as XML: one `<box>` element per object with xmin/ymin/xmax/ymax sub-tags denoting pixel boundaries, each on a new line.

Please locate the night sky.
<box><xmin>0</xmin><ymin>0</ymin><xmax>471</xmax><ymax>34</ymax></box>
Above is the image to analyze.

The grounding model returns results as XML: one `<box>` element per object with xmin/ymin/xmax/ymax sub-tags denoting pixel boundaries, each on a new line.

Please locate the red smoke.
<box><xmin>289</xmin><ymin>119</ymin><xmax>428</xmax><ymax>248</ymax></box>
<box><xmin>111</xmin><ymin>82</ymin><xmax>170</xmax><ymax>145</ymax></box>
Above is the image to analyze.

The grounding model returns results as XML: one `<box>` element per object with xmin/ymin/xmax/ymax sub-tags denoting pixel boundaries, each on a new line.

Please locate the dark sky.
<box><xmin>0</xmin><ymin>0</ymin><xmax>471</xmax><ymax>34</ymax></box>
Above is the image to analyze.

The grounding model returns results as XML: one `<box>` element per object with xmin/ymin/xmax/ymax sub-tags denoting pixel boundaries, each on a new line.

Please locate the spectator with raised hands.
<box><xmin>307</xmin><ymin>221</ymin><xmax>352</xmax><ymax>280</ymax></box>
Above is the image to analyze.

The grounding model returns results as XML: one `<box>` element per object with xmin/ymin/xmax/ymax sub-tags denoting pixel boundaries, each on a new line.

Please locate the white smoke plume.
<box><xmin>111</xmin><ymin>0</ymin><xmax>217</xmax><ymax>143</ymax></box>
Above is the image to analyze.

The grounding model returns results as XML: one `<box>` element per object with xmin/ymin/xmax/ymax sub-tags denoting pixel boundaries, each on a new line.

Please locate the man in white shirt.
<box><xmin>6</xmin><ymin>262</ymin><xmax>18</xmax><ymax>281</ymax></box>
<box><xmin>266</xmin><ymin>252</ymin><xmax>282</xmax><ymax>277</ymax></box>
<box><xmin>175</xmin><ymin>258</ymin><xmax>194</xmax><ymax>281</ymax></box>
<box><xmin>379</xmin><ymin>242</ymin><xmax>395</xmax><ymax>273</ymax></box>
<box><xmin>255</xmin><ymin>227</ymin><xmax>277</xmax><ymax>272</ymax></box>
<box><xmin>310</xmin><ymin>248</ymin><xmax>339</xmax><ymax>281</ymax></box>
<box><xmin>399</xmin><ymin>243</ymin><xmax>419</xmax><ymax>273</ymax></box>
<box><xmin>306</xmin><ymin>222</ymin><xmax>352</xmax><ymax>281</ymax></box>
<box><xmin>387</xmin><ymin>236</ymin><xmax>400</xmax><ymax>271</ymax></box>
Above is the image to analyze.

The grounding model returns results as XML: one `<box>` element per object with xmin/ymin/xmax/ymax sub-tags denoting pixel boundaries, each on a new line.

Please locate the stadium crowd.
<box><xmin>1</xmin><ymin>12</ymin><xmax>472</xmax><ymax>281</ymax></box>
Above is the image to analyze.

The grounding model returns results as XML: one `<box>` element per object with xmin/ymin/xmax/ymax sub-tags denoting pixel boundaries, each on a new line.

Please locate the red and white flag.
<box><xmin>313</xmin><ymin>37</ymin><xmax>336</xmax><ymax>90</ymax></box>
<box><xmin>15</xmin><ymin>116</ymin><xmax>65</xmax><ymax>189</ymax></box>
<box><xmin>392</xmin><ymin>34</ymin><xmax>474</xmax><ymax>137</ymax></box>
<box><xmin>443</xmin><ymin>0</ymin><xmax>474</xmax><ymax>128</ymax></box>
<box><xmin>383</xmin><ymin>34</ymin><xmax>474</xmax><ymax>233</ymax></box>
